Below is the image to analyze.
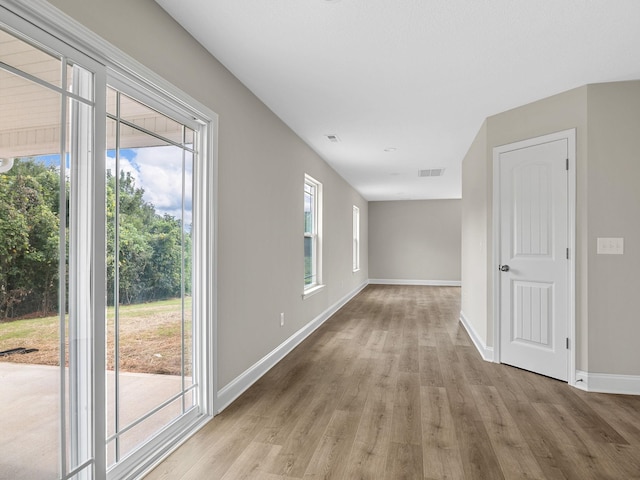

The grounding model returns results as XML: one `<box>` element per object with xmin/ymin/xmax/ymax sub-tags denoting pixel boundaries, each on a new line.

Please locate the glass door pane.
<box><xmin>106</xmin><ymin>87</ymin><xmax>197</xmax><ymax>467</ymax></box>
<box><xmin>0</xmin><ymin>24</ymin><xmax>97</xmax><ymax>480</ymax></box>
<box><xmin>0</xmin><ymin>41</ymin><xmax>63</xmax><ymax>480</ymax></box>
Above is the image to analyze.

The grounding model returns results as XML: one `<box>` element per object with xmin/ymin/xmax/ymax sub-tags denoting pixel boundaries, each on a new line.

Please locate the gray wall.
<box><xmin>461</xmin><ymin>80</ymin><xmax>640</xmax><ymax>376</ymax></box>
<box><xmin>48</xmin><ymin>0</ymin><xmax>369</xmax><ymax>389</ymax></box>
<box><xmin>369</xmin><ymin>200</ymin><xmax>461</xmax><ymax>283</ymax></box>
<box><xmin>461</xmin><ymin>122</ymin><xmax>488</xmax><ymax>341</ymax></box>
<box><xmin>587</xmin><ymin>81</ymin><xmax>640</xmax><ymax>375</ymax></box>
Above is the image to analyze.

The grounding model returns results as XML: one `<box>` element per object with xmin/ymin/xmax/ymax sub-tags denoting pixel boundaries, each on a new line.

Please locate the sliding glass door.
<box><xmin>0</xmin><ymin>5</ymin><xmax>215</xmax><ymax>478</ymax></box>
<box><xmin>105</xmin><ymin>86</ymin><xmax>200</xmax><ymax>469</ymax></box>
<box><xmin>0</xmin><ymin>21</ymin><xmax>100</xmax><ymax>480</ymax></box>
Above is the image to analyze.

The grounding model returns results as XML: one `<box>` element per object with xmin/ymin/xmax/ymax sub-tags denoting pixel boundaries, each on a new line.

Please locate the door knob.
<box><xmin>499</xmin><ymin>265</ymin><xmax>510</xmax><ymax>272</ymax></box>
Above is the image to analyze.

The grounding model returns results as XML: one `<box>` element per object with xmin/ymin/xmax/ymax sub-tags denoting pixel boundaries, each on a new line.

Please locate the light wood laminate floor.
<box><xmin>147</xmin><ymin>285</ymin><xmax>640</xmax><ymax>479</ymax></box>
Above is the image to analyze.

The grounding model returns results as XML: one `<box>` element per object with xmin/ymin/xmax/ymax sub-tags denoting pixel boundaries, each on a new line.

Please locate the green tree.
<box><xmin>106</xmin><ymin>170</ymin><xmax>189</xmax><ymax>305</ymax></box>
<box><xmin>107</xmin><ymin>170</ymin><xmax>155</xmax><ymax>305</ymax></box>
<box><xmin>1</xmin><ymin>160</ymin><xmax>191</xmax><ymax>317</ymax></box>
<box><xmin>0</xmin><ymin>159</ymin><xmax>60</xmax><ymax>319</ymax></box>
<box><xmin>145</xmin><ymin>214</ymin><xmax>183</xmax><ymax>300</ymax></box>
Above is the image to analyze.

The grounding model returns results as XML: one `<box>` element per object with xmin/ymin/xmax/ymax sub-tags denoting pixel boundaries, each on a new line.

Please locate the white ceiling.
<box><xmin>155</xmin><ymin>0</ymin><xmax>640</xmax><ymax>201</ymax></box>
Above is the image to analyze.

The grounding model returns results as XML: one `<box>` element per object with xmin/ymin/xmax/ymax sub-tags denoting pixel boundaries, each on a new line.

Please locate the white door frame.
<box><xmin>492</xmin><ymin>129</ymin><xmax>576</xmax><ymax>386</ymax></box>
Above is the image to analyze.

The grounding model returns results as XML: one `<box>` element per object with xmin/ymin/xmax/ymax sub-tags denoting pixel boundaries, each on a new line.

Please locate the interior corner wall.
<box><xmin>586</xmin><ymin>81</ymin><xmax>640</xmax><ymax>376</ymax></box>
<box><xmin>485</xmin><ymin>86</ymin><xmax>589</xmax><ymax>362</ymax></box>
<box><xmin>368</xmin><ymin>199</ymin><xmax>461</xmax><ymax>284</ymax></box>
<box><xmin>47</xmin><ymin>0</ymin><xmax>369</xmax><ymax>389</ymax></box>
<box><xmin>461</xmin><ymin>86</ymin><xmax>589</xmax><ymax>365</ymax></box>
<box><xmin>463</xmin><ymin>81</ymin><xmax>640</xmax><ymax>379</ymax></box>
<box><xmin>461</xmin><ymin>122</ymin><xmax>488</xmax><ymax>345</ymax></box>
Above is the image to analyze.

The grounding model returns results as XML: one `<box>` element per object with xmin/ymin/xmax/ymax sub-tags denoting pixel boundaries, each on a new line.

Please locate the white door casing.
<box><xmin>493</xmin><ymin>129</ymin><xmax>576</xmax><ymax>383</ymax></box>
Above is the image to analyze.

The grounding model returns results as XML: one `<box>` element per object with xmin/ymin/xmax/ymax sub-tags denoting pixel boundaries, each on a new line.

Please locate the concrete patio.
<box><xmin>0</xmin><ymin>362</ymin><xmax>187</xmax><ymax>479</ymax></box>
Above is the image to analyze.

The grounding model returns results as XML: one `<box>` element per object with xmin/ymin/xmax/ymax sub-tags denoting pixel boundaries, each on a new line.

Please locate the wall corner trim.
<box><xmin>216</xmin><ymin>281</ymin><xmax>369</xmax><ymax>413</ymax></box>
<box><xmin>574</xmin><ymin>370</ymin><xmax>640</xmax><ymax>395</ymax></box>
<box><xmin>459</xmin><ymin>311</ymin><xmax>494</xmax><ymax>362</ymax></box>
<box><xmin>368</xmin><ymin>279</ymin><xmax>461</xmax><ymax>287</ymax></box>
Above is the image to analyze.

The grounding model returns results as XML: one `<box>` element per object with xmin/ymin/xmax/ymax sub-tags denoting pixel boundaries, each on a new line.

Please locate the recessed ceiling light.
<box><xmin>384</xmin><ymin>147</ymin><xmax>397</xmax><ymax>152</ymax></box>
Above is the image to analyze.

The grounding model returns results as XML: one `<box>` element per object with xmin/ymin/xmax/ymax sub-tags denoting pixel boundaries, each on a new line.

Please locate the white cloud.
<box><xmin>107</xmin><ymin>145</ymin><xmax>193</xmax><ymax>227</ymax></box>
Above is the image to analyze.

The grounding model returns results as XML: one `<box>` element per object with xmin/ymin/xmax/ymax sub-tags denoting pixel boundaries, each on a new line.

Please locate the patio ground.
<box><xmin>0</xmin><ymin>362</ymin><xmax>185</xmax><ymax>479</ymax></box>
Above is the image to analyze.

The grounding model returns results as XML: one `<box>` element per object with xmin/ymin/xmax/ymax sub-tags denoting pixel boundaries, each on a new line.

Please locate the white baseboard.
<box><xmin>459</xmin><ymin>311</ymin><xmax>494</xmax><ymax>362</ymax></box>
<box><xmin>574</xmin><ymin>370</ymin><xmax>640</xmax><ymax>395</ymax></box>
<box><xmin>216</xmin><ymin>281</ymin><xmax>369</xmax><ymax>413</ymax></box>
<box><xmin>368</xmin><ymin>279</ymin><xmax>461</xmax><ymax>287</ymax></box>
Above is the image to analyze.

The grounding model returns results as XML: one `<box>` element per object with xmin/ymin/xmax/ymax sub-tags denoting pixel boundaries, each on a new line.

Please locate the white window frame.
<box><xmin>303</xmin><ymin>174</ymin><xmax>323</xmax><ymax>298</ymax></box>
<box><xmin>0</xmin><ymin>2</ymin><xmax>218</xmax><ymax>479</ymax></box>
<box><xmin>352</xmin><ymin>205</ymin><xmax>360</xmax><ymax>272</ymax></box>
<box><xmin>104</xmin><ymin>78</ymin><xmax>214</xmax><ymax>480</ymax></box>
<box><xmin>104</xmin><ymin>51</ymin><xmax>218</xmax><ymax>480</ymax></box>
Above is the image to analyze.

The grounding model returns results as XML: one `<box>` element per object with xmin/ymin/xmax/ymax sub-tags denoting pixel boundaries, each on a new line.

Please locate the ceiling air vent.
<box><xmin>418</xmin><ymin>168</ymin><xmax>445</xmax><ymax>177</ymax></box>
<box><xmin>325</xmin><ymin>134</ymin><xmax>340</xmax><ymax>143</ymax></box>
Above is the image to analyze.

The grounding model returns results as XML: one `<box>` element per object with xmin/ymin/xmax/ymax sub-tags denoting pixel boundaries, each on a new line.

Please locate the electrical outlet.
<box><xmin>597</xmin><ymin>237</ymin><xmax>624</xmax><ymax>255</ymax></box>
<box><xmin>280</xmin><ymin>312</ymin><xmax>285</xmax><ymax>327</ymax></box>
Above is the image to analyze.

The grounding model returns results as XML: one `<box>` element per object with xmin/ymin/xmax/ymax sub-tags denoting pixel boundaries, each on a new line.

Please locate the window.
<box><xmin>353</xmin><ymin>205</ymin><xmax>360</xmax><ymax>272</ymax></box>
<box><xmin>0</xmin><ymin>4</ymin><xmax>216</xmax><ymax>480</ymax></box>
<box><xmin>304</xmin><ymin>174</ymin><xmax>322</xmax><ymax>293</ymax></box>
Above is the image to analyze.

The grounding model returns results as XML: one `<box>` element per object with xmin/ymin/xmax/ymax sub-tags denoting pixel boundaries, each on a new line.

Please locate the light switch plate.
<box><xmin>597</xmin><ymin>237</ymin><xmax>624</xmax><ymax>255</ymax></box>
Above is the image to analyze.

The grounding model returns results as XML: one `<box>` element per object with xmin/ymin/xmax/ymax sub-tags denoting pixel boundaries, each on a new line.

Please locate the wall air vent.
<box><xmin>418</xmin><ymin>168</ymin><xmax>445</xmax><ymax>177</ymax></box>
<box><xmin>325</xmin><ymin>134</ymin><xmax>340</xmax><ymax>143</ymax></box>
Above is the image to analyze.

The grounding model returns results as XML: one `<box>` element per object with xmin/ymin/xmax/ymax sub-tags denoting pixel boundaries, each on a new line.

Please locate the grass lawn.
<box><xmin>0</xmin><ymin>297</ymin><xmax>192</xmax><ymax>375</ymax></box>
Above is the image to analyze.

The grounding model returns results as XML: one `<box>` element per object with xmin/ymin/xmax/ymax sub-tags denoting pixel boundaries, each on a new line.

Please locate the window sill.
<box><xmin>302</xmin><ymin>284</ymin><xmax>325</xmax><ymax>300</ymax></box>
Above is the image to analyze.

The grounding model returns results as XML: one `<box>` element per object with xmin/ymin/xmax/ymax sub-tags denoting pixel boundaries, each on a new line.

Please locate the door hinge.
<box><xmin>566</xmin><ymin>248</ymin><xmax>569</xmax><ymax>260</ymax></box>
<box><xmin>566</xmin><ymin>337</ymin><xmax>570</xmax><ymax>349</ymax></box>
<box><xmin>566</xmin><ymin>158</ymin><xmax>569</xmax><ymax>170</ymax></box>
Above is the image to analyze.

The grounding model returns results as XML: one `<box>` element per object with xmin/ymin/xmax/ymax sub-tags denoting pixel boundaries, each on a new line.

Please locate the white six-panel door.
<box><xmin>496</xmin><ymin>132</ymin><xmax>573</xmax><ymax>381</ymax></box>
